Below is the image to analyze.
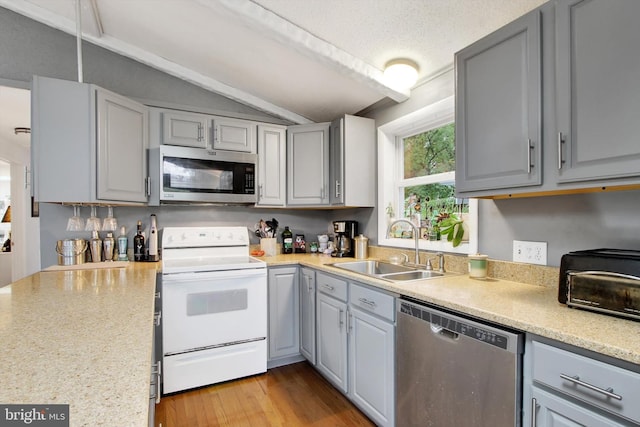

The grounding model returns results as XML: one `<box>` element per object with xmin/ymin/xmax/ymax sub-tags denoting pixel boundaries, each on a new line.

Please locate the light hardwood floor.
<box><xmin>156</xmin><ymin>362</ymin><xmax>376</xmax><ymax>427</ymax></box>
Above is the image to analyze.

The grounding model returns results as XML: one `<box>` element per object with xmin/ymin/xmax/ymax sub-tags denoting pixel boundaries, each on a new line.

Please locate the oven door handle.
<box><xmin>162</xmin><ymin>268</ymin><xmax>266</xmax><ymax>282</ymax></box>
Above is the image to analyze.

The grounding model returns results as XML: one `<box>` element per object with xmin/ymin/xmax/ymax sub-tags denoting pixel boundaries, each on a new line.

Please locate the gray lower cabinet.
<box><xmin>299</xmin><ymin>267</ymin><xmax>316</xmax><ymax>365</ymax></box>
<box><xmin>455</xmin><ymin>7</ymin><xmax>542</xmax><ymax>194</ymax></box>
<box><xmin>524</xmin><ymin>337</ymin><xmax>640</xmax><ymax>426</ymax></box>
<box><xmin>316</xmin><ymin>277</ymin><xmax>348</xmax><ymax>393</ymax></box>
<box><xmin>555</xmin><ymin>0</ymin><xmax>640</xmax><ymax>184</ymax></box>
<box><xmin>287</xmin><ymin>123</ymin><xmax>330</xmax><ymax>205</ymax></box>
<box><xmin>256</xmin><ymin>124</ymin><xmax>287</xmax><ymax>207</ymax></box>
<box><xmin>267</xmin><ymin>267</ymin><xmax>301</xmax><ymax>367</ymax></box>
<box><xmin>32</xmin><ymin>75</ymin><xmax>149</xmax><ymax>204</ymax></box>
<box><xmin>315</xmin><ymin>271</ymin><xmax>396</xmax><ymax>427</ymax></box>
<box><xmin>348</xmin><ymin>283</ymin><xmax>395</xmax><ymax>427</ymax></box>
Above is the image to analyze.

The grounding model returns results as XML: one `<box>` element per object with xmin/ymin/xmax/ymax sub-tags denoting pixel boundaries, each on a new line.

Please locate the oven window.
<box><xmin>186</xmin><ymin>289</ymin><xmax>248</xmax><ymax>316</ymax></box>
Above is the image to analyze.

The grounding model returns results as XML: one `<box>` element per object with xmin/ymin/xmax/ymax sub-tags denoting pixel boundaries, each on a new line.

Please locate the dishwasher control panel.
<box><xmin>399</xmin><ymin>300</ymin><xmax>521</xmax><ymax>353</ymax></box>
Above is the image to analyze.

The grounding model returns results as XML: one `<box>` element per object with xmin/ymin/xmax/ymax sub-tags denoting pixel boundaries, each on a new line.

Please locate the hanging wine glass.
<box><xmin>85</xmin><ymin>205</ymin><xmax>101</xmax><ymax>232</ymax></box>
<box><xmin>102</xmin><ymin>206</ymin><xmax>118</xmax><ymax>231</ymax></box>
<box><xmin>66</xmin><ymin>205</ymin><xmax>84</xmax><ymax>231</ymax></box>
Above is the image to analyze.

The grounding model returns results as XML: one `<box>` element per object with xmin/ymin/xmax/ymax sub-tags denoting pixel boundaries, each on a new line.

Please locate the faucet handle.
<box><xmin>425</xmin><ymin>259</ymin><xmax>433</xmax><ymax>270</ymax></box>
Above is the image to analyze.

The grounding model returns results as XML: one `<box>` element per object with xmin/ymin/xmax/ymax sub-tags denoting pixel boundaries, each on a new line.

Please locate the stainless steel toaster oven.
<box><xmin>559</xmin><ymin>249</ymin><xmax>640</xmax><ymax>320</ymax></box>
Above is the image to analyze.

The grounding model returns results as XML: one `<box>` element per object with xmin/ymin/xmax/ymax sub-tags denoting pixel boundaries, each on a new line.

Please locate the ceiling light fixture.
<box><xmin>383</xmin><ymin>59</ymin><xmax>419</xmax><ymax>90</ymax></box>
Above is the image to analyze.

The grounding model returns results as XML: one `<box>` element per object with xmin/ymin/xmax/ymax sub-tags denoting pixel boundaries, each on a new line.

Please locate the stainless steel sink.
<box><xmin>379</xmin><ymin>270</ymin><xmax>444</xmax><ymax>281</ymax></box>
<box><xmin>330</xmin><ymin>260</ymin><xmax>451</xmax><ymax>283</ymax></box>
<box><xmin>330</xmin><ymin>260</ymin><xmax>414</xmax><ymax>275</ymax></box>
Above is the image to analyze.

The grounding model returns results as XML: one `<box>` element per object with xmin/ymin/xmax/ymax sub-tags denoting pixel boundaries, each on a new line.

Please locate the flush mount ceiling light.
<box><xmin>383</xmin><ymin>59</ymin><xmax>419</xmax><ymax>90</ymax></box>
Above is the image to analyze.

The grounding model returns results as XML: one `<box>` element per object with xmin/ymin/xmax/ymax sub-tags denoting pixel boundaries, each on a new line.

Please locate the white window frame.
<box><xmin>377</xmin><ymin>95</ymin><xmax>478</xmax><ymax>254</ymax></box>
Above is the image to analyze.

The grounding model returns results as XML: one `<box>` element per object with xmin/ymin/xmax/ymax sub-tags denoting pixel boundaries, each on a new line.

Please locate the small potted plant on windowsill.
<box><xmin>436</xmin><ymin>212</ymin><xmax>465</xmax><ymax>247</ymax></box>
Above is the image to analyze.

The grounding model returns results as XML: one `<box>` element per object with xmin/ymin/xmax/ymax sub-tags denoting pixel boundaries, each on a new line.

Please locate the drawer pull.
<box><xmin>560</xmin><ymin>373</ymin><xmax>622</xmax><ymax>401</ymax></box>
<box><xmin>531</xmin><ymin>398</ymin><xmax>537</xmax><ymax>427</ymax></box>
<box><xmin>358</xmin><ymin>297</ymin><xmax>377</xmax><ymax>309</ymax></box>
<box><xmin>323</xmin><ymin>284</ymin><xmax>335</xmax><ymax>291</ymax></box>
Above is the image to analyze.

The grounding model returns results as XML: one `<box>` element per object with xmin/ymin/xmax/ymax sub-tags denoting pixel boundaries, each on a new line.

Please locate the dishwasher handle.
<box><xmin>430</xmin><ymin>324</ymin><xmax>459</xmax><ymax>341</ymax></box>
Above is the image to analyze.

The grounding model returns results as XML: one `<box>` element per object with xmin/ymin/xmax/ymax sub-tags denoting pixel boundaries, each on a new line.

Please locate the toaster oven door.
<box><xmin>567</xmin><ymin>271</ymin><xmax>640</xmax><ymax>320</ymax></box>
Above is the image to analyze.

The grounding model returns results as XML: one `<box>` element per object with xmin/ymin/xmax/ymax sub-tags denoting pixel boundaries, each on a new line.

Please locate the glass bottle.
<box><xmin>117</xmin><ymin>226</ymin><xmax>128</xmax><ymax>261</ymax></box>
<box><xmin>134</xmin><ymin>220</ymin><xmax>146</xmax><ymax>261</ymax></box>
<box><xmin>282</xmin><ymin>226</ymin><xmax>293</xmax><ymax>254</ymax></box>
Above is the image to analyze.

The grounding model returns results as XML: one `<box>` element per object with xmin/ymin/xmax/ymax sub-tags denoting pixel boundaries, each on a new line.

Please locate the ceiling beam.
<box><xmin>0</xmin><ymin>0</ymin><xmax>313</xmax><ymax>124</ymax></box>
<box><xmin>204</xmin><ymin>0</ymin><xmax>411</xmax><ymax>103</ymax></box>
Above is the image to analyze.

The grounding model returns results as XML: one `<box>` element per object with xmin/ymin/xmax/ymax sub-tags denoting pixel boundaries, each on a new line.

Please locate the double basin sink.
<box><xmin>330</xmin><ymin>259</ymin><xmax>450</xmax><ymax>283</ymax></box>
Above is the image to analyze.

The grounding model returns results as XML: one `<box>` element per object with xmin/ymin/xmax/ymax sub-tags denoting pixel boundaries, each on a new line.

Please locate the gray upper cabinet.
<box><xmin>212</xmin><ymin>116</ymin><xmax>256</xmax><ymax>153</ymax></box>
<box><xmin>329</xmin><ymin>115</ymin><xmax>376</xmax><ymax>207</ymax></box>
<box><xmin>287</xmin><ymin>122</ymin><xmax>330</xmax><ymax>206</ymax></box>
<box><xmin>256</xmin><ymin>124</ymin><xmax>286</xmax><ymax>206</ymax></box>
<box><xmin>161</xmin><ymin>111</ymin><xmax>209</xmax><ymax>149</ymax></box>
<box><xmin>32</xmin><ymin>76</ymin><xmax>148</xmax><ymax>204</ymax></box>
<box><xmin>455</xmin><ymin>8</ymin><xmax>542</xmax><ymax>194</ymax></box>
<box><xmin>555</xmin><ymin>0</ymin><xmax>640</xmax><ymax>184</ymax></box>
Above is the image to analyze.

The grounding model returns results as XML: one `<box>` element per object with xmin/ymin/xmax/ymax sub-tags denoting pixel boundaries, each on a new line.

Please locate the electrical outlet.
<box><xmin>513</xmin><ymin>240</ymin><xmax>547</xmax><ymax>265</ymax></box>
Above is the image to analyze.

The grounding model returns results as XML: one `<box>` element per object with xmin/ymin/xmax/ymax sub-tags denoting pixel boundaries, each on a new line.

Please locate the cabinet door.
<box><xmin>556</xmin><ymin>0</ymin><xmax>640</xmax><ymax>183</ymax></box>
<box><xmin>329</xmin><ymin>118</ymin><xmax>344</xmax><ymax>205</ymax></box>
<box><xmin>316</xmin><ymin>292</ymin><xmax>348</xmax><ymax>393</ymax></box>
<box><xmin>268</xmin><ymin>267</ymin><xmax>300</xmax><ymax>360</ymax></box>
<box><xmin>455</xmin><ymin>9</ymin><xmax>542</xmax><ymax>193</ymax></box>
<box><xmin>96</xmin><ymin>89</ymin><xmax>149</xmax><ymax>202</ymax></box>
<box><xmin>531</xmin><ymin>387</ymin><xmax>626</xmax><ymax>427</ymax></box>
<box><xmin>349</xmin><ymin>306</ymin><xmax>395</xmax><ymax>427</ymax></box>
<box><xmin>299</xmin><ymin>267</ymin><xmax>316</xmax><ymax>365</ymax></box>
<box><xmin>287</xmin><ymin>123</ymin><xmax>330</xmax><ymax>205</ymax></box>
<box><xmin>212</xmin><ymin>117</ymin><xmax>256</xmax><ymax>153</ymax></box>
<box><xmin>256</xmin><ymin>124</ymin><xmax>286</xmax><ymax>206</ymax></box>
<box><xmin>161</xmin><ymin>111</ymin><xmax>208</xmax><ymax>149</ymax></box>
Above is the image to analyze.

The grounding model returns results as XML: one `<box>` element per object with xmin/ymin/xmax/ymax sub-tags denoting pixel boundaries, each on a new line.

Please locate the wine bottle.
<box><xmin>282</xmin><ymin>226</ymin><xmax>293</xmax><ymax>254</ymax></box>
<box><xmin>134</xmin><ymin>220</ymin><xmax>145</xmax><ymax>261</ymax></box>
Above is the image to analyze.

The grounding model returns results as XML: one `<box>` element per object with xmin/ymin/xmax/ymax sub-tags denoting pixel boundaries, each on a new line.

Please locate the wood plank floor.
<box><xmin>156</xmin><ymin>362</ymin><xmax>376</xmax><ymax>427</ymax></box>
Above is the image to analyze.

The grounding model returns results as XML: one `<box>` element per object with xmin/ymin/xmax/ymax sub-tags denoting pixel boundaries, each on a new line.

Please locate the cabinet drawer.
<box><xmin>316</xmin><ymin>272</ymin><xmax>347</xmax><ymax>302</ymax></box>
<box><xmin>349</xmin><ymin>282</ymin><xmax>395</xmax><ymax>322</ymax></box>
<box><xmin>532</xmin><ymin>340</ymin><xmax>640</xmax><ymax>423</ymax></box>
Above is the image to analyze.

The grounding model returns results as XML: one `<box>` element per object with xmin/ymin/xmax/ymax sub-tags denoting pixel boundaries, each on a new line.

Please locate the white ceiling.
<box><xmin>0</xmin><ymin>0</ymin><xmax>545</xmax><ymax>124</ymax></box>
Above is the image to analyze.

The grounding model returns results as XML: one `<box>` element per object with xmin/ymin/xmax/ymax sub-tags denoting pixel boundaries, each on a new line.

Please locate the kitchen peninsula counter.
<box><xmin>265</xmin><ymin>253</ymin><xmax>640</xmax><ymax>366</ymax></box>
<box><xmin>0</xmin><ymin>262</ymin><xmax>159</xmax><ymax>427</ymax></box>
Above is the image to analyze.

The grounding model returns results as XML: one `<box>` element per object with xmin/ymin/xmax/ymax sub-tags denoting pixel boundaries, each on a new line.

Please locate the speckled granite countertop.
<box><xmin>264</xmin><ymin>253</ymin><xmax>640</xmax><ymax>366</ymax></box>
<box><xmin>0</xmin><ymin>262</ymin><xmax>159</xmax><ymax>427</ymax></box>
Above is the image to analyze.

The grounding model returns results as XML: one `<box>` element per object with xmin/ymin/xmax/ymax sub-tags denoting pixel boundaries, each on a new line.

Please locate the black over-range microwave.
<box><xmin>149</xmin><ymin>145</ymin><xmax>256</xmax><ymax>204</ymax></box>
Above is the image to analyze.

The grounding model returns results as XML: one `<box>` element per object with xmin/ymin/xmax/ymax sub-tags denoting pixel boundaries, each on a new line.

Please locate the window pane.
<box><xmin>403</xmin><ymin>123</ymin><xmax>455</xmax><ymax>179</ymax></box>
<box><xmin>403</xmin><ymin>184</ymin><xmax>468</xmax><ymax>224</ymax></box>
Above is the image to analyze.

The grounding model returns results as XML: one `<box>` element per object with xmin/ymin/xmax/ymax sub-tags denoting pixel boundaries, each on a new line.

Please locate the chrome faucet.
<box><xmin>387</xmin><ymin>219</ymin><xmax>420</xmax><ymax>265</ymax></box>
<box><xmin>436</xmin><ymin>252</ymin><xmax>445</xmax><ymax>273</ymax></box>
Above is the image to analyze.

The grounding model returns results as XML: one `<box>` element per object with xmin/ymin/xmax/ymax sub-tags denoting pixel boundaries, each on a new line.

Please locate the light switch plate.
<box><xmin>513</xmin><ymin>240</ymin><xmax>547</xmax><ymax>265</ymax></box>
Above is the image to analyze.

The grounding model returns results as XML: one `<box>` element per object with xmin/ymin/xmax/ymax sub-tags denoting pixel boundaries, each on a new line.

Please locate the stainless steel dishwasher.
<box><xmin>397</xmin><ymin>298</ymin><xmax>524</xmax><ymax>427</ymax></box>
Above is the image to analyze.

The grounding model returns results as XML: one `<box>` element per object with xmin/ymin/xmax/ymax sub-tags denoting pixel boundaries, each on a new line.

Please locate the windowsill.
<box><xmin>379</xmin><ymin>237</ymin><xmax>472</xmax><ymax>255</ymax></box>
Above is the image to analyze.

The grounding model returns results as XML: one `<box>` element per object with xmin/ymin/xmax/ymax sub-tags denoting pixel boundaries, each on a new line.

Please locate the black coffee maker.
<box><xmin>332</xmin><ymin>220</ymin><xmax>358</xmax><ymax>257</ymax></box>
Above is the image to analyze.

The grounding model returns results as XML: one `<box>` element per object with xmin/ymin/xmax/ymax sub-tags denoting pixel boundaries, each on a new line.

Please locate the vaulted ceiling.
<box><xmin>0</xmin><ymin>0</ymin><xmax>545</xmax><ymax>124</ymax></box>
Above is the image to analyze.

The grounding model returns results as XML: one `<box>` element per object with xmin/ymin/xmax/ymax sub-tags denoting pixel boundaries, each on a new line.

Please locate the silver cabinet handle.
<box><xmin>358</xmin><ymin>297</ymin><xmax>377</xmax><ymax>309</ymax></box>
<box><xmin>557</xmin><ymin>132</ymin><xmax>565</xmax><ymax>170</ymax></box>
<box><xmin>335</xmin><ymin>180</ymin><xmax>341</xmax><ymax>198</ymax></box>
<box><xmin>197</xmin><ymin>123</ymin><xmax>203</xmax><ymax>142</ymax></box>
<box><xmin>307</xmin><ymin>276</ymin><xmax>313</xmax><ymax>292</ymax></box>
<box><xmin>339</xmin><ymin>308</ymin><xmax>344</xmax><ymax>329</ymax></box>
<box><xmin>155</xmin><ymin>291</ymin><xmax>160</xmax><ymax>299</ymax></box>
<box><xmin>323</xmin><ymin>284</ymin><xmax>334</xmax><ymax>292</ymax></box>
<box><xmin>145</xmin><ymin>176</ymin><xmax>151</xmax><ymax>197</ymax></box>
<box><xmin>531</xmin><ymin>398</ymin><xmax>537</xmax><ymax>427</ymax></box>
<box><xmin>155</xmin><ymin>360</ymin><xmax>162</xmax><ymax>404</ymax></box>
<box><xmin>527</xmin><ymin>139</ymin><xmax>533</xmax><ymax>174</ymax></box>
<box><xmin>154</xmin><ymin>311</ymin><xmax>162</xmax><ymax>327</ymax></box>
<box><xmin>560</xmin><ymin>373</ymin><xmax>622</xmax><ymax>400</ymax></box>
<box><xmin>258</xmin><ymin>184</ymin><xmax>263</xmax><ymax>198</ymax></box>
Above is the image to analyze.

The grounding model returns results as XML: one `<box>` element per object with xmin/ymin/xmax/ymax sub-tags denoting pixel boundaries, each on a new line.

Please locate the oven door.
<box><xmin>162</xmin><ymin>268</ymin><xmax>267</xmax><ymax>354</ymax></box>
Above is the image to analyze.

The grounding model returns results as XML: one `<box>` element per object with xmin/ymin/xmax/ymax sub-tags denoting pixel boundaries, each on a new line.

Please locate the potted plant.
<box><xmin>437</xmin><ymin>212</ymin><xmax>465</xmax><ymax>247</ymax></box>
